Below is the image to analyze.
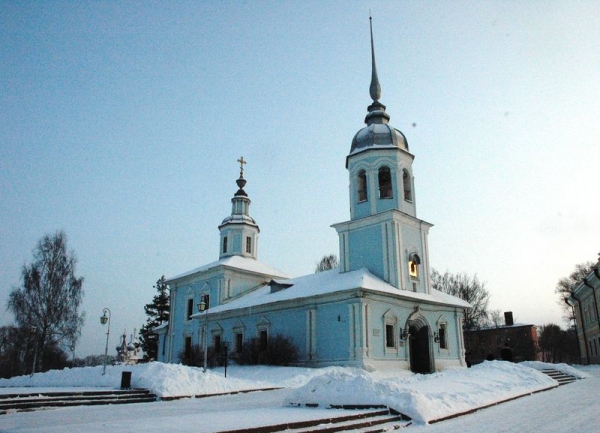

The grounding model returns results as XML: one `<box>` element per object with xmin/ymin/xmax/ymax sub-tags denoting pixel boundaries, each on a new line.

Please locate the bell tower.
<box><xmin>332</xmin><ymin>18</ymin><xmax>433</xmax><ymax>293</ymax></box>
<box><xmin>218</xmin><ymin>157</ymin><xmax>260</xmax><ymax>260</ymax></box>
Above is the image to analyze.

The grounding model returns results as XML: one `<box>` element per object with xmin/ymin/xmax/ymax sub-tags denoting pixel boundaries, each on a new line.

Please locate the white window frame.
<box><xmin>383</xmin><ymin>309</ymin><xmax>398</xmax><ymax>354</ymax></box>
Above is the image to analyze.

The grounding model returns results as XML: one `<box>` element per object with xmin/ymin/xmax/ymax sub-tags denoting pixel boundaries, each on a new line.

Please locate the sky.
<box><xmin>1</xmin><ymin>1</ymin><xmax>599</xmax><ymax>358</ymax></box>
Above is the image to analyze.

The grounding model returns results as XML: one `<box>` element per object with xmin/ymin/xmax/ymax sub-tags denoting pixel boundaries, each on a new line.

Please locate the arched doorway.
<box><xmin>406</xmin><ymin>310</ymin><xmax>433</xmax><ymax>374</ymax></box>
<box><xmin>409</xmin><ymin>325</ymin><xmax>432</xmax><ymax>373</ymax></box>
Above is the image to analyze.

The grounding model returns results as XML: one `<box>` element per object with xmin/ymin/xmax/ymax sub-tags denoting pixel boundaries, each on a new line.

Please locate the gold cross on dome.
<box><xmin>237</xmin><ymin>156</ymin><xmax>247</xmax><ymax>177</ymax></box>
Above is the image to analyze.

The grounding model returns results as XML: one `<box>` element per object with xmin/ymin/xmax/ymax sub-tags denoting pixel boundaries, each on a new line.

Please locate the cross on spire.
<box><xmin>237</xmin><ymin>156</ymin><xmax>247</xmax><ymax>178</ymax></box>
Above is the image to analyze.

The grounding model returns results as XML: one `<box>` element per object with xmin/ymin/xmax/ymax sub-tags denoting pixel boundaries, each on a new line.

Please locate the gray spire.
<box><xmin>369</xmin><ymin>16</ymin><xmax>381</xmax><ymax>102</ymax></box>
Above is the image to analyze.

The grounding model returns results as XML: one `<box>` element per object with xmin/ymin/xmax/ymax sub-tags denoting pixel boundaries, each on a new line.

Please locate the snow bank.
<box><xmin>284</xmin><ymin>361</ymin><xmax>558</xmax><ymax>424</ymax></box>
<box><xmin>520</xmin><ymin>361</ymin><xmax>589</xmax><ymax>379</ymax></box>
<box><xmin>0</xmin><ymin>363</ymin><xmax>325</xmax><ymax>398</ymax></box>
<box><xmin>0</xmin><ymin>361</ymin><xmax>588</xmax><ymax>424</ymax></box>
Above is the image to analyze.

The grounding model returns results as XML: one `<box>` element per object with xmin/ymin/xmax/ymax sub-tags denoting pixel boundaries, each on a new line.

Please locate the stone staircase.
<box><xmin>0</xmin><ymin>388</ymin><xmax>158</xmax><ymax>415</ymax></box>
<box><xmin>540</xmin><ymin>369</ymin><xmax>577</xmax><ymax>386</ymax></box>
<box><xmin>216</xmin><ymin>406</ymin><xmax>412</xmax><ymax>433</ymax></box>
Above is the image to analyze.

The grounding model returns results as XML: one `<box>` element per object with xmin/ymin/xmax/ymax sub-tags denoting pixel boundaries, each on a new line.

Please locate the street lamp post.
<box><xmin>222</xmin><ymin>341</ymin><xmax>229</xmax><ymax>378</ymax></box>
<box><xmin>100</xmin><ymin>308</ymin><xmax>111</xmax><ymax>375</ymax></box>
<box><xmin>197</xmin><ymin>295</ymin><xmax>208</xmax><ymax>373</ymax></box>
<box><xmin>30</xmin><ymin>326</ymin><xmax>38</xmax><ymax>377</ymax></box>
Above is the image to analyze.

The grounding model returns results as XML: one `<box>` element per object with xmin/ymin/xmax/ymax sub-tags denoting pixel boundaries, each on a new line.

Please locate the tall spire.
<box><xmin>369</xmin><ymin>15</ymin><xmax>381</xmax><ymax>103</ymax></box>
<box><xmin>364</xmin><ymin>15</ymin><xmax>390</xmax><ymax>126</ymax></box>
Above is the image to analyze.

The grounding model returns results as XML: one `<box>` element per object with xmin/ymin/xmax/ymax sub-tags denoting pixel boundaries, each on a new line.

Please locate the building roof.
<box><xmin>165</xmin><ymin>255</ymin><xmax>290</xmax><ymax>283</ymax></box>
<box><xmin>192</xmin><ymin>267</ymin><xmax>470</xmax><ymax>317</ymax></box>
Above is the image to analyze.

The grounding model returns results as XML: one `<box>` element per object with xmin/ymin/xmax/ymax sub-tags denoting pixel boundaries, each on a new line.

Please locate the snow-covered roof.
<box><xmin>166</xmin><ymin>255</ymin><xmax>290</xmax><ymax>283</ymax></box>
<box><xmin>193</xmin><ymin>267</ymin><xmax>470</xmax><ymax>317</ymax></box>
<box><xmin>152</xmin><ymin>322</ymin><xmax>169</xmax><ymax>333</ymax></box>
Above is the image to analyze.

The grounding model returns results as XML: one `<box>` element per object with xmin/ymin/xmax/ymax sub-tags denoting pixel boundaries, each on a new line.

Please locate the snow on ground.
<box><xmin>285</xmin><ymin>362</ymin><xmax>556</xmax><ymax>423</ymax></box>
<box><xmin>0</xmin><ymin>361</ymin><xmax>599</xmax><ymax>432</ymax></box>
<box><xmin>520</xmin><ymin>360</ymin><xmax>590</xmax><ymax>378</ymax></box>
<box><xmin>0</xmin><ymin>363</ymin><xmax>330</xmax><ymax>398</ymax></box>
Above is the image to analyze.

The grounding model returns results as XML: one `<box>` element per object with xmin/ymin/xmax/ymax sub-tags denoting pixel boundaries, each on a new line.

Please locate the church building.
<box><xmin>156</xmin><ymin>21</ymin><xmax>470</xmax><ymax>373</ymax></box>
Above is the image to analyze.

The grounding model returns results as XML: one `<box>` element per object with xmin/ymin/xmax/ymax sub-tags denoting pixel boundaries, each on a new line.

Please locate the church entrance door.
<box><xmin>409</xmin><ymin>325</ymin><xmax>432</xmax><ymax>374</ymax></box>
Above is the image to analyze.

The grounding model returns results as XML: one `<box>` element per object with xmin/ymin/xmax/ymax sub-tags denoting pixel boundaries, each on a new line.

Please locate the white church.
<box><xmin>156</xmin><ymin>21</ymin><xmax>470</xmax><ymax>373</ymax></box>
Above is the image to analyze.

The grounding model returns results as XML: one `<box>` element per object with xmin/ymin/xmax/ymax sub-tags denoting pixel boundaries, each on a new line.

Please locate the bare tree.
<box><xmin>431</xmin><ymin>269</ymin><xmax>490</xmax><ymax>331</ymax></box>
<box><xmin>315</xmin><ymin>254</ymin><xmax>339</xmax><ymax>273</ymax></box>
<box><xmin>487</xmin><ymin>309</ymin><xmax>503</xmax><ymax>328</ymax></box>
<box><xmin>7</xmin><ymin>231</ymin><xmax>84</xmax><ymax>373</ymax></box>
<box><xmin>555</xmin><ymin>261</ymin><xmax>595</xmax><ymax>324</ymax></box>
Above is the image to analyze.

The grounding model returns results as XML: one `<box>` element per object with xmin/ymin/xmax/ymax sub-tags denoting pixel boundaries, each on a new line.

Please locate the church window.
<box><xmin>385</xmin><ymin>324</ymin><xmax>395</xmax><ymax>348</ymax></box>
<box><xmin>403</xmin><ymin>169</ymin><xmax>413</xmax><ymax>202</ymax></box>
<box><xmin>409</xmin><ymin>253</ymin><xmax>420</xmax><ymax>280</ymax></box>
<box><xmin>246</xmin><ymin>236</ymin><xmax>252</xmax><ymax>254</ymax></box>
<box><xmin>438</xmin><ymin>323</ymin><xmax>447</xmax><ymax>349</ymax></box>
<box><xmin>383</xmin><ymin>310</ymin><xmax>398</xmax><ymax>351</ymax></box>
<box><xmin>222</xmin><ymin>236</ymin><xmax>228</xmax><ymax>254</ymax></box>
<box><xmin>186</xmin><ymin>298</ymin><xmax>194</xmax><ymax>321</ymax></box>
<box><xmin>213</xmin><ymin>334</ymin><xmax>222</xmax><ymax>353</ymax></box>
<box><xmin>259</xmin><ymin>329</ymin><xmax>268</xmax><ymax>351</ymax></box>
<box><xmin>357</xmin><ymin>170</ymin><xmax>368</xmax><ymax>202</ymax></box>
<box><xmin>184</xmin><ymin>336</ymin><xmax>192</xmax><ymax>358</ymax></box>
<box><xmin>378</xmin><ymin>166</ymin><xmax>392</xmax><ymax>199</ymax></box>
<box><xmin>235</xmin><ymin>332</ymin><xmax>243</xmax><ymax>353</ymax></box>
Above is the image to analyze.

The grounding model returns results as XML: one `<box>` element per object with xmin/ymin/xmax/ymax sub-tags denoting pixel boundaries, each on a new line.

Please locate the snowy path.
<box><xmin>0</xmin><ymin>389</ymin><xmax>372</xmax><ymax>433</ymax></box>
<box><xmin>409</xmin><ymin>376</ymin><xmax>599</xmax><ymax>433</ymax></box>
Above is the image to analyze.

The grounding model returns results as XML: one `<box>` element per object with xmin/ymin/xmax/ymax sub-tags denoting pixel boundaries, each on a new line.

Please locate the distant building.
<box><xmin>568</xmin><ymin>256</ymin><xmax>600</xmax><ymax>365</ymax></box>
<box><xmin>464</xmin><ymin>312</ymin><xmax>539</xmax><ymax>365</ymax></box>
<box><xmin>156</xmin><ymin>21</ymin><xmax>470</xmax><ymax>373</ymax></box>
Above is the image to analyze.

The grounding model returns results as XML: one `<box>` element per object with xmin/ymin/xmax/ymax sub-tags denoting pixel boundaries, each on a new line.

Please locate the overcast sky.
<box><xmin>1</xmin><ymin>1</ymin><xmax>598</xmax><ymax>358</ymax></box>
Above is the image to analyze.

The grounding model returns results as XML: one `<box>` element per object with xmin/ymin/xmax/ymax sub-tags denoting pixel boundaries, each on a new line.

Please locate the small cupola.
<box><xmin>218</xmin><ymin>157</ymin><xmax>260</xmax><ymax>260</ymax></box>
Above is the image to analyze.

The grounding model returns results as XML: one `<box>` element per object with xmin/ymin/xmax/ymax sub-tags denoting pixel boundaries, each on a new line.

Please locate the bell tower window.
<box><xmin>246</xmin><ymin>236</ymin><xmax>252</xmax><ymax>254</ymax></box>
<box><xmin>409</xmin><ymin>253</ymin><xmax>420</xmax><ymax>280</ymax></box>
<box><xmin>357</xmin><ymin>170</ymin><xmax>368</xmax><ymax>202</ymax></box>
<box><xmin>378</xmin><ymin>166</ymin><xmax>392</xmax><ymax>199</ymax></box>
<box><xmin>403</xmin><ymin>169</ymin><xmax>412</xmax><ymax>202</ymax></box>
<box><xmin>222</xmin><ymin>236</ymin><xmax>228</xmax><ymax>254</ymax></box>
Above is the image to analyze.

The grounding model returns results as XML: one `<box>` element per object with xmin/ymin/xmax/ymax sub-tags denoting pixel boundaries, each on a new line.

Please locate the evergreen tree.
<box><xmin>139</xmin><ymin>276</ymin><xmax>170</xmax><ymax>361</ymax></box>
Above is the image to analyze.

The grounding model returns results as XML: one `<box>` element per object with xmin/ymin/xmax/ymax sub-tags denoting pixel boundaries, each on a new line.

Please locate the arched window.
<box><xmin>403</xmin><ymin>169</ymin><xmax>412</xmax><ymax>202</ymax></box>
<box><xmin>357</xmin><ymin>170</ymin><xmax>368</xmax><ymax>202</ymax></box>
<box><xmin>409</xmin><ymin>253</ymin><xmax>420</xmax><ymax>280</ymax></box>
<box><xmin>378</xmin><ymin>166</ymin><xmax>392</xmax><ymax>199</ymax></box>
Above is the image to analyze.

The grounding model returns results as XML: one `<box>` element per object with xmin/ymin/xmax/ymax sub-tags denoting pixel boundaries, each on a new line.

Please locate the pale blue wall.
<box><xmin>315</xmin><ymin>303</ymin><xmax>351</xmax><ymax>362</ymax></box>
<box><xmin>193</xmin><ymin>300</ymin><xmax>353</xmax><ymax>364</ymax></box>
<box><xmin>164</xmin><ymin>287</ymin><xmax>465</xmax><ymax>368</ymax></box>
<box><xmin>348</xmin><ymin>226</ymin><xmax>384</xmax><ymax>280</ymax></box>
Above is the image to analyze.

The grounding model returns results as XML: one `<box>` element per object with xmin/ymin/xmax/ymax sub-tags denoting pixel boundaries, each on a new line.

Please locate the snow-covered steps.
<box><xmin>0</xmin><ymin>388</ymin><xmax>158</xmax><ymax>414</ymax></box>
<box><xmin>540</xmin><ymin>369</ymin><xmax>578</xmax><ymax>385</ymax></box>
<box><xmin>215</xmin><ymin>407</ymin><xmax>411</xmax><ymax>433</ymax></box>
